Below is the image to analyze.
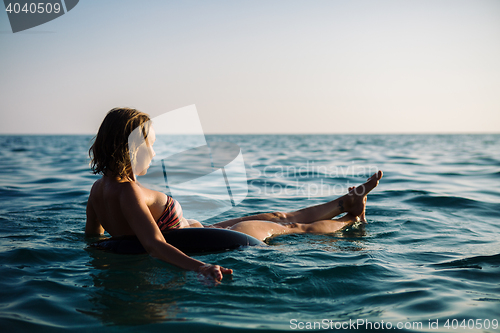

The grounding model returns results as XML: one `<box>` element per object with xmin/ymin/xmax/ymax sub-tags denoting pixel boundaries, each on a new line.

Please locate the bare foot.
<box><xmin>340</xmin><ymin>197</ymin><xmax>367</xmax><ymax>223</ymax></box>
<box><xmin>345</xmin><ymin>170</ymin><xmax>382</xmax><ymax>217</ymax></box>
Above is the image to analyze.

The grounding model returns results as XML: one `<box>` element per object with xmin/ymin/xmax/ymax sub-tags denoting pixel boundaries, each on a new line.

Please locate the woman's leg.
<box><xmin>229</xmin><ymin>212</ymin><xmax>361</xmax><ymax>242</ymax></box>
<box><xmin>212</xmin><ymin>171</ymin><xmax>382</xmax><ymax>228</ymax></box>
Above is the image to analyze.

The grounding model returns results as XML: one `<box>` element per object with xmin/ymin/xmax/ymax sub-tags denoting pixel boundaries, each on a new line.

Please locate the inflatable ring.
<box><xmin>91</xmin><ymin>228</ymin><xmax>265</xmax><ymax>254</ymax></box>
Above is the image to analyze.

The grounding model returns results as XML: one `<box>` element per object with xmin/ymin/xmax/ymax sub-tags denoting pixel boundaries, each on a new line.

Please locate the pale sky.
<box><xmin>0</xmin><ymin>0</ymin><xmax>499</xmax><ymax>134</ymax></box>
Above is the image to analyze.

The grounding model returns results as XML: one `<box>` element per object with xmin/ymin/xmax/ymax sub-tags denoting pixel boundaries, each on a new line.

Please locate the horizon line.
<box><xmin>0</xmin><ymin>132</ymin><xmax>499</xmax><ymax>136</ymax></box>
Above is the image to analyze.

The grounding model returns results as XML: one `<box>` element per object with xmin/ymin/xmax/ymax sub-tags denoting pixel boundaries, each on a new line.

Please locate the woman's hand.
<box><xmin>197</xmin><ymin>264</ymin><xmax>233</xmax><ymax>281</ymax></box>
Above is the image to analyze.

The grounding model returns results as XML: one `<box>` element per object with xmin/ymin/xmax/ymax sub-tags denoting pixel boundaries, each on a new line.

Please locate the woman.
<box><xmin>86</xmin><ymin>108</ymin><xmax>382</xmax><ymax>281</ymax></box>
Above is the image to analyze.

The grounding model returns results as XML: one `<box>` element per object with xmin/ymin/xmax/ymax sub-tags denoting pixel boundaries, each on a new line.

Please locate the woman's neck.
<box><xmin>104</xmin><ymin>173</ymin><xmax>136</xmax><ymax>183</ymax></box>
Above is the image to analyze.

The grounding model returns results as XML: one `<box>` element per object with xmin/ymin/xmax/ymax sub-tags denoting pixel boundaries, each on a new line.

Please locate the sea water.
<box><xmin>0</xmin><ymin>134</ymin><xmax>499</xmax><ymax>332</ymax></box>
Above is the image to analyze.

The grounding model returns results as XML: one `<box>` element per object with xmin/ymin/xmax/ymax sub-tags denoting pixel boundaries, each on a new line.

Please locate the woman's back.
<box><xmin>88</xmin><ymin>176</ymin><xmax>168</xmax><ymax>236</ymax></box>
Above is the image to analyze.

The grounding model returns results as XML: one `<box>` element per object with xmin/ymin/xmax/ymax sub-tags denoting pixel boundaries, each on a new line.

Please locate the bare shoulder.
<box><xmin>90</xmin><ymin>177</ymin><xmax>138</xmax><ymax>200</ymax></box>
<box><xmin>117</xmin><ymin>181</ymin><xmax>145</xmax><ymax>205</ymax></box>
<box><xmin>89</xmin><ymin>178</ymin><xmax>104</xmax><ymax>198</ymax></box>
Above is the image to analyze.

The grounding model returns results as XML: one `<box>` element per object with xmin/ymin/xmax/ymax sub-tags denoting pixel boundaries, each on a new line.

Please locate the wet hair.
<box><xmin>89</xmin><ymin>107</ymin><xmax>151</xmax><ymax>179</ymax></box>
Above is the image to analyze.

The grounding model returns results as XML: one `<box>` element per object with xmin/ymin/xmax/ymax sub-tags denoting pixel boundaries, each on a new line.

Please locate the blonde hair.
<box><xmin>89</xmin><ymin>107</ymin><xmax>151</xmax><ymax>179</ymax></box>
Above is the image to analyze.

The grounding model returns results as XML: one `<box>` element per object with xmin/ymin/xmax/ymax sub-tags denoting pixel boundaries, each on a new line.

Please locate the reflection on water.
<box><xmin>84</xmin><ymin>247</ymin><xmax>187</xmax><ymax>325</ymax></box>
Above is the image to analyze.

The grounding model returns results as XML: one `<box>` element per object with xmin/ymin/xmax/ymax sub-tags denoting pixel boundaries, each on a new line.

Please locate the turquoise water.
<box><xmin>1</xmin><ymin>134</ymin><xmax>499</xmax><ymax>332</ymax></box>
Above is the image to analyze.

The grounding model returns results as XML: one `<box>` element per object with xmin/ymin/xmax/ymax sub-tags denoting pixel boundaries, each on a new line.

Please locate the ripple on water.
<box><xmin>1</xmin><ymin>134</ymin><xmax>500</xmax><ymax>331</ymax></box>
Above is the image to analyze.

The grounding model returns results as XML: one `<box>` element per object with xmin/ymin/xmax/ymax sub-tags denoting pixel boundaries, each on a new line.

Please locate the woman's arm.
<box><xmin>85</xmin><ymin>196</ymin><xmax>104</xmax><ymax>236</ymax></box>
<box><xmin>119</xmin><ymin>183</ymin><xmax>232</xmax><ymax>281</ymax></box>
